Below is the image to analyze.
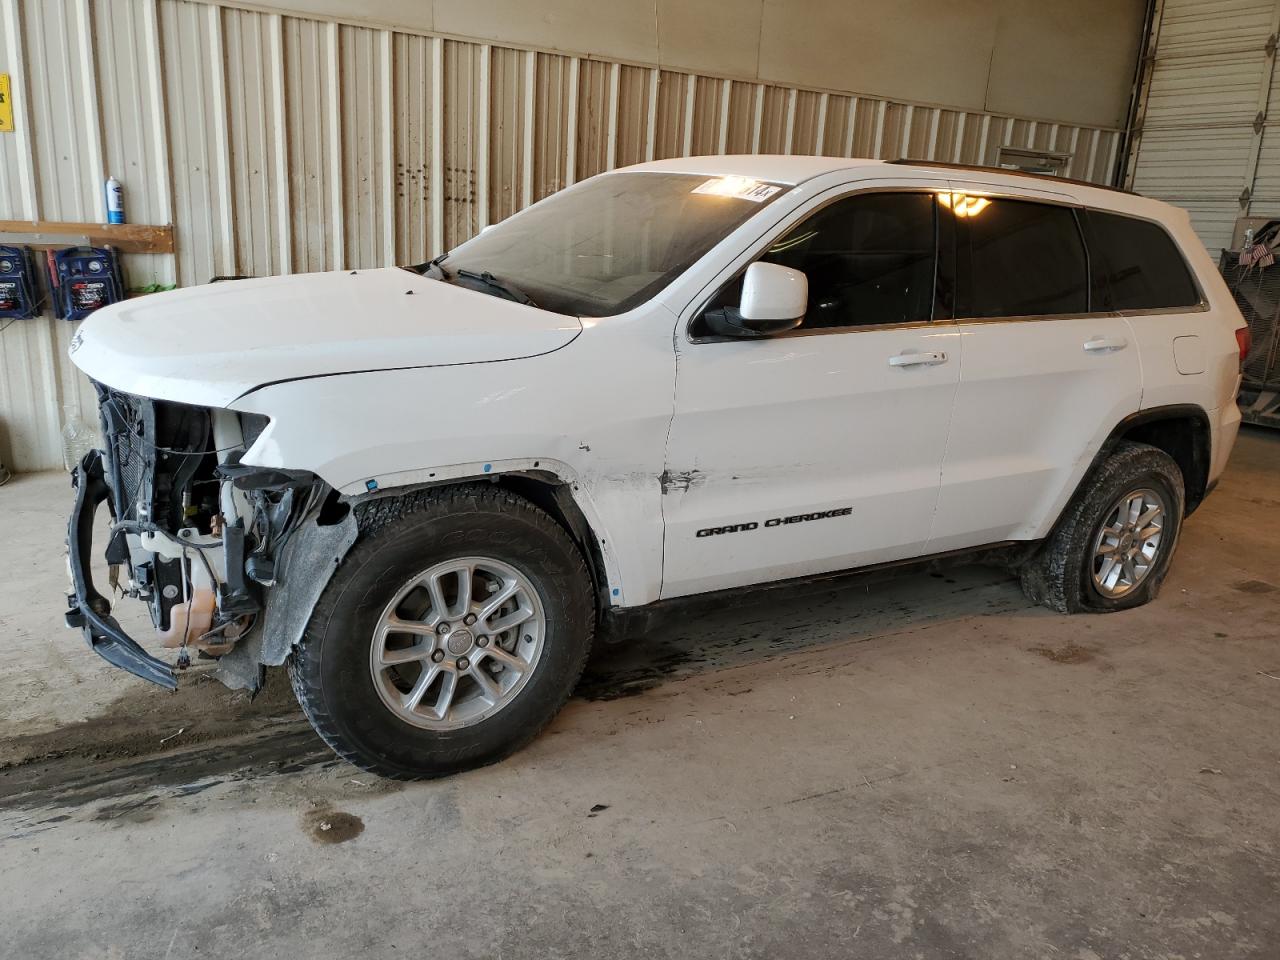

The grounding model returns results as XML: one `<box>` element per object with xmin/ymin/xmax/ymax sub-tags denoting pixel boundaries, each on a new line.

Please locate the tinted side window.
<box><xmin>957</xmin><ymin>198</ymin><xmax>1088</xmax><ymax>318</ymax></box>
<box><xmin>1085</xmin><ymin>210</ymin><xmax>1199</xmax><ymax>311</ymax></box>
<box><xmin>760</xmin><ymin>192</ymin><xmax>938</xmax><ymax>329</ymax></box>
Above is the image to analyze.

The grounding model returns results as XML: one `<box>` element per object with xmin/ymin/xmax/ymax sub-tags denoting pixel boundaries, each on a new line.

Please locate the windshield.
<box><xmin>434</xmin><ymin>172</ymin><xmax>789</xmax><ymax>317</ymax></box>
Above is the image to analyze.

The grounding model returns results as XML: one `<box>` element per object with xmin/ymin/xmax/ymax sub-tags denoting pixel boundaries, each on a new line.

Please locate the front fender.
<box><xmin>230</xmin><ymin>384</ymin><xmax>662</xmax><ymax>607</ymax></box>
<box><xmin>227</xmin><ymin>316</ymin><xmax>674</xmax><ymax>608</ymax></box>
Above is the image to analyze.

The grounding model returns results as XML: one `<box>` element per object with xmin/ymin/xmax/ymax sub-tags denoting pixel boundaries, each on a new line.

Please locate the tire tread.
<box><xmin>1019</xmin><ymin>441</ymin><xmax>1185</xmax><ymax>614</ymax></box>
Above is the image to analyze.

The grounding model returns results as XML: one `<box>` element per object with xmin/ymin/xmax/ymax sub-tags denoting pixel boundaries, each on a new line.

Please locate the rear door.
<box><xmin>928</xmin><ymin>183</ymin><xmax>1142</xmax><ymax>552</ymax></box>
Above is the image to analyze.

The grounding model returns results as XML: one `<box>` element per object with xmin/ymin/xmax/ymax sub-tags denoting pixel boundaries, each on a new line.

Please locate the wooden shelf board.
<box><xmin>0</xmin><ymin>220</ymin><xmax>174</xmax><ymax>255</ymax></box>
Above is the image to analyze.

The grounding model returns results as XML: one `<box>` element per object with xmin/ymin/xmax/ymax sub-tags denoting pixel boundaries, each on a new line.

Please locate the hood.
<box><xmin>69</xmin><ymin>268</ymin><xmax>583</xmax><ymax>407</ymax></box>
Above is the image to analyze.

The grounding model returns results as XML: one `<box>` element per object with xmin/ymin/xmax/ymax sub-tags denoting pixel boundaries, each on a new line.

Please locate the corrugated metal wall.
<box><xmin>0</xmin><ymin>0</ymin><xmax>1125</xmax><ymax>472</ymax></box>
<box><xmin>1125</xmin><ymin>0</ymin><xmax>1280</xmax><ymax>251</ymax></box>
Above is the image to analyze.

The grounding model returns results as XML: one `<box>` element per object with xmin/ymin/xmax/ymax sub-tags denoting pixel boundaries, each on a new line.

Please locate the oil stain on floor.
<box><xmin>302</xmin><ymin>807</ymin><xmax>365</xmax><ymax>844</ymax></box>
<box><xmin>1028</xmin><ymin>643</ymin><xmax>1096</xmax><ymax>664</ymax></box>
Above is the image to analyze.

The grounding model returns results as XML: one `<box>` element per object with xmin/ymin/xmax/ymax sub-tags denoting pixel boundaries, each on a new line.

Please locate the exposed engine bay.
<box><xmin>65</xmin><ymin>383</ymin><xmax>358</xmax><ymax>691</ymax></box>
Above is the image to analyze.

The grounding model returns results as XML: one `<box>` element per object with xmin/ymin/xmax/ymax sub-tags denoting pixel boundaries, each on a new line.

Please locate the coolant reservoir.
<box><xmin>158</xmin><ymin>547</ymin><xmax>216</xmax><ymax>650</ymax></box>
<box><xmin>158</xmin><ymin>585</ymin><xmax>216</xmax><ymax>649</ymax></box>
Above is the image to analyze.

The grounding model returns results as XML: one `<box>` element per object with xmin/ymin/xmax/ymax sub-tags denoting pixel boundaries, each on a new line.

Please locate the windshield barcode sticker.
<box><xmin>692</xmin><ymin>177</ymin><xmax>782</xmax><ymax>202</ymax></box>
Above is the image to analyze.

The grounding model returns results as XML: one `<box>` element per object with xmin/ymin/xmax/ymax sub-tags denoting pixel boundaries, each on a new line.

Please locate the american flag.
<box><xmin>1240</xmin><ymin>239</ymin><xmax>1276</xmax><ymax>269</ymax></box>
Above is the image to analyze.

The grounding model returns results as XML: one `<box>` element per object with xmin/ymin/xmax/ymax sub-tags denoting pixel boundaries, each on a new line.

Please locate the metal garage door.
<box><xmin>1126</xmin><ymin>0</ymin><xmax>1280</xmax><ymax>252</ymax></box>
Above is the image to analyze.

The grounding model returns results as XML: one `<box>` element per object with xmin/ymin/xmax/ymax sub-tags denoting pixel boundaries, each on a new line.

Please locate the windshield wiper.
<box><xmin>404</xmin><ymin>256</ymin><xmax>538</xmax><ymax>307</ymax></box>
<box><xmin>403</xmin><ymin>252</ymin><xmax>450</xmax><ymax>278</ymax></box>
<box><xmin>453</xmin><ymin>268</ymin><xmax>538</xmax><ymax>307</ymax></box>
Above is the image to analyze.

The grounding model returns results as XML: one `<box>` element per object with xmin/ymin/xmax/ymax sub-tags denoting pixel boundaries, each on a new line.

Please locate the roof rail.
<box><xmin>886</xmin><ymin>158</ymin><xmax>1136</xmax><ymax>196</ymax></box>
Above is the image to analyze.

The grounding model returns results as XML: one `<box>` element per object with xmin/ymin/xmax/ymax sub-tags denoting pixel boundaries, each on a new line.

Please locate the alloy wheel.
<box><xmin>369</xmin><ymin>556</ymin><xmax>546</xmax><ymax>730</ymax></box>
<box><xmin>1090</xmin><ymin>487</ymin><xmax>1167</xmax><ymax>599</ymax></box>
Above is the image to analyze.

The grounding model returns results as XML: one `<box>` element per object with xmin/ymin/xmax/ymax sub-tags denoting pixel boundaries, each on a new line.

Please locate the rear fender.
<box><xmin>1039</xmin><ymin>403</ymin><xmax>1212</xmax><ymax>551</ymax></box>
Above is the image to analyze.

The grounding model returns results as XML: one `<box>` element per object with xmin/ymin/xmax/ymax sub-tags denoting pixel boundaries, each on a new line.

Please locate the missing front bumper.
<box><xmin>65</xmin><ymin>449</ymin><xmax>177</xmax><ymax>690</ymax></box>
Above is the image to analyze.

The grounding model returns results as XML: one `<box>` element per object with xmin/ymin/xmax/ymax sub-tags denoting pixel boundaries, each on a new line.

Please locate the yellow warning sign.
<box><xmin>0</xmin><ymin>74</ymin><xmax>12</xmax><ymax>133</ymax></box>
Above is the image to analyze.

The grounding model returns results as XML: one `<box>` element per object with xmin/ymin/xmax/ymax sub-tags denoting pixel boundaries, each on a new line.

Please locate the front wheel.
<box><xmin>288</xmin><ymin>485</ymin><xmax>595</xmax><ymax>779</ymax></box>
<box><xmin>1020</xmin><ymin>441</ymin><xmax>1185</xmax><ymax>614</ymax></box>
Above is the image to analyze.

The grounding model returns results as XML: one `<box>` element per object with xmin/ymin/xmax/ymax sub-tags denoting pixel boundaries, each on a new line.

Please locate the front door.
<box><xmin>659</xmin><ymin>188</ymin><xmax>962</xmax><ymax>599</ymax></box>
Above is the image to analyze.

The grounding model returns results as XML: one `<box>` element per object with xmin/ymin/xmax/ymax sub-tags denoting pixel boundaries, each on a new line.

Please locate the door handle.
<box><xmin>1083</xmin><ymin>337</ymin><xmax>1128</xmax><ymax>353</ymax></box>
<box><xmin>889</xmin><ymin>351</ymin><xmax>948</xmax><ymax>367</ymax></box>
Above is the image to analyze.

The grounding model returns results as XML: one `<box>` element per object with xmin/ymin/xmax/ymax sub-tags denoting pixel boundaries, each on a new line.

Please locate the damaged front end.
<box><xmin>65</xmin><ymin>385</ymin><xmax>357</xmax><ymax>692</ymax></box>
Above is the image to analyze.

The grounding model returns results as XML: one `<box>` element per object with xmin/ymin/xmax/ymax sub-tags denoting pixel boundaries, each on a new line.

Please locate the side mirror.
<box><xmin>703</xmin><ymin>262</ymin><xmax>807</xmax><ymax>338</ymax></box>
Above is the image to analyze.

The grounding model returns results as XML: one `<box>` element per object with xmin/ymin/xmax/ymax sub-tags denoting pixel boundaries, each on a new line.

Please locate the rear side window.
<box><xmin>956</xmin><ymin>198</ymin><xmax>1089</xmax><ymax>318</ymax></box>
<box><xmin>1084</xmin><ymin>210</ymin><xmax>1200</xmax><ymax>311</ymax></box>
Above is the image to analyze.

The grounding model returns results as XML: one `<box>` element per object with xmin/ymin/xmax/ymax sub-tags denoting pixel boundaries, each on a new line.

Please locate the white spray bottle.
<box><xmin>104</xmin><ymin>175</ymin><xmax>125</xmax><ymax>225</ymax></box>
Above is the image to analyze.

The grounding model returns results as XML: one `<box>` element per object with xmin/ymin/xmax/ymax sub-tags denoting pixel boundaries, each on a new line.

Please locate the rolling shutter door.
<box><xmin>1126</xmin><ymin>0</ymin><xmax>1280</xmax><ymax>253</ymax></box>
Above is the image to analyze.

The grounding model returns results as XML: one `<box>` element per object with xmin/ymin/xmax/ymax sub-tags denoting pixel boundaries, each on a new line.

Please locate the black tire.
<box><xmin>288</xmin><ymin>484</ymin><xmax>595</xmax><ymax>779</ymax></box>
<box><xmin>1019</xmin><ymin>441</ymin><xmax>1185</xmax><ymax>614</ymax></box>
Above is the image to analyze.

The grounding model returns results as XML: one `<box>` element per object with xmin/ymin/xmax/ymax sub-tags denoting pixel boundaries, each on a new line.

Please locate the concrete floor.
<box><xmin>1</xmin><ymin>430</ymin><xmax>1278</xmax><ymax>959</ymax></box>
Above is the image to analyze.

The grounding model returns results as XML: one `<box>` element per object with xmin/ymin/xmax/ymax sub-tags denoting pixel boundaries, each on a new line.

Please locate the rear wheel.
<box><xmin>288</xmin><ymin>484</ymin><xmax>595</xmax><ymax>779</ymax></box>
<box><xmin>1020</xmin><ymin>441</ymin><xmax>1185</xmax><ymax>613</ymax></box>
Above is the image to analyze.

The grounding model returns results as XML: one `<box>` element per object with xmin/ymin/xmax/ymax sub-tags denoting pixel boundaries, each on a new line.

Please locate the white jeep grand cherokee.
<box><xmin>67</xmin><ymin>155</ymin><xmax>1248</xmax><ymax>778</ymax></box>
